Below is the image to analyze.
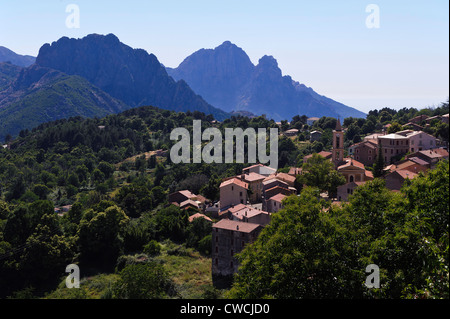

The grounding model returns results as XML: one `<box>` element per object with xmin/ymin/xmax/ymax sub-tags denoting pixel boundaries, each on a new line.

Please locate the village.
<box><xmin>166</xmin><ymin>113</ymin><xmax>449</xmax><ymax>282</ymax></box>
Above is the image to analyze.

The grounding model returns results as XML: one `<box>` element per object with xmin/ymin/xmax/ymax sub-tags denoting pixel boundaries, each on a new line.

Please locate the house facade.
<box><xmin>384</xmin><ymin>170</ymin><xmax>418</xmax><ymax>191</ymax></box>
<box><xmin>267</xmin><ymin>193</ymin><xmax>286</xmax><ymax>213</ymax></box>
<box><xmin>337</xmin><ymin>158</ymin><xmax>374</xmax><ymax>183</ymax></box>
<box><xmin>337</xmin><ymin>181</ymin><xmax>366</xmax><ymax>202</ymax></box>
<box><xmin>212</xmin><ymin>219</ymin><xmax>262</xmax><ymax>277</ymax></box>
<box><xmin>350</xmin><ymin>140</ymin><xmax>378</xmax><ymax>166</ymax></box>
<box><xmin>219</xmin><ymin>178</ymin><xmax>248</xmax><ymax>209</ymax></box>
<box><xmin>378</xmin><ymin>133</ymin><xmax>410</xmax><ymax>164</ymax></box>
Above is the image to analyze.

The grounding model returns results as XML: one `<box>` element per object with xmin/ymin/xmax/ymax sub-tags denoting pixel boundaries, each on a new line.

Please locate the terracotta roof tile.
<box><xmin>212</xmin><ymin>219</ymin><xmax>261</xmax><ymax>233</ymax></box>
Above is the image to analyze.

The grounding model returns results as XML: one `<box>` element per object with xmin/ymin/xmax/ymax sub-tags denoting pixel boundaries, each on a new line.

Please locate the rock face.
<box><xmin>35</xmin><ymin>34</ymin><xmax>229</xmax><ymax>120</ymax></box>
<box><xmin>168</xmin><ymin>42</ymin><xmax>366</xmax><ymax>121</ymax></box>
<box><xmin>167</xmin><ymin>41</ymin><xmax>254</xmax><ymax>112</ymax></box>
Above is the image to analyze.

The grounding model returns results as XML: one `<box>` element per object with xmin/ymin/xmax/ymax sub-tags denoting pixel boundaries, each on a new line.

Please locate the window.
<box><xmin>350</xmin><ymin>175</ymin><xmax>354</xmax><ymax>182</ymax></box>
<box><xmin>215</xmin><ymin>259</ymin><xmax>218</xmax><ymax>265</ymax></box>
<box><xmin>231</xmin><ymin>186</ymin><xmax>234</xmax><ymax>191</ymax></box>
<box><xmin>369</xmin><ymin>150</ymin><xmax>372</xmax><ymax>154</ymax></box>
<box><xmin>368</xmin><ymin>156</ymin><xmax>372</xmax><ymax>161</ymax></box>
<box><xmin>215</xmin><ymin>247</ymin><xmax>218</xmax><ymax>253</ymax></box>
<box><xmin>239</xmin><ymin>192</ymin><xmax>242</xmax><ymax>197</ymax></box>
<box><xmin>356</xmin><ymin>156</ymin><xmax>360</xmax><ymax>160</ymax></box>
<box><xmin>231</xmin><ymin>250</ymin><xmax>234</xmax><ymax>256</ymax></box>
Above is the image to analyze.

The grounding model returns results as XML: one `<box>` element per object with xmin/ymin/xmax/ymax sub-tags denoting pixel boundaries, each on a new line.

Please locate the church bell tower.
<box><xmin>332</xmin><ymin>118</ymin><xmax>344</xmax><ymax>167</ymax></box>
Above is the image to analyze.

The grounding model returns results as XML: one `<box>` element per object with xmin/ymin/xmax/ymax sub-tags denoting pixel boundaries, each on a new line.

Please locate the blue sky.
<box><xmin>1</xmin><ymin>0</ymin><xmax>448</xmax><ymax>113</ymax></box>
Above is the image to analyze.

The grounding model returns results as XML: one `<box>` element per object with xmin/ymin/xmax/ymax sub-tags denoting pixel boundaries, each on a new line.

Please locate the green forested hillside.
<box><xmin>0</xmin><ymin>103</ymin><xmax>448</xmax><ymax>299</ymax></box>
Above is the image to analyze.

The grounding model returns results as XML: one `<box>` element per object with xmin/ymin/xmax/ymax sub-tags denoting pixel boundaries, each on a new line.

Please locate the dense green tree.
<box><xmin>298</xmin><ymin>153</ymin><xmax>346</xmax><ymax>197</ymax></box>
<box><xmin>77</xmin><ymin>204</ymin><xmax>129</xmax><ymax>268</ymax></box>
<box><xmin>112</xmin><ymin>262</ymin><xmax>177</xmax><ymax>299</ymax></box>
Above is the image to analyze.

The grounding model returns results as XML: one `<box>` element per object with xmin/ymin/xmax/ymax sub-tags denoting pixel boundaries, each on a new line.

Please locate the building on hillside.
<box><xmin>403</xmin><ymin>122</ymin><xmax>424</xmax><ymax>131</ymax></box>
<box><xmin>284</xmin><ymin>129</ymin><xmax>299</xmax><ymax>137</ymax></box>
<box><xmin>189</xmin><ymin>213</ymin><xmax>212</xmax><ymax>223</ymax></box>
<box><xmin>364</xmin><ymin>133</ymin><xmax>385</xmax><ymax>142</ymax></box>
<box><xmin>332</xmin><ymin>119</ymin><xmax>345</xmax><ymax>167</ymax></box>
<box><xmin>337</xmin><ymin>181</ymin><xmax>366</xmax><ymax>202</ymax></box>
<box><xmin>349</xmin><ymin>139</ymin><xmax>378</xmax><ymax>166</ymax></box>
<box><xmin>219</xmin><ymin>178</ymin><xmax>248</xmax><ymax>209</ymax></box>
<box><xmin>212</xmin><ymin>219</ymin><xmax>263</xmax><ymax>278</ymax></box>
<box><xmin>269</xmin><ymin>172</ymin><xmax>296</xmax><ymax>188</ymax></box>
<box><xmin>242</xmin><ymin>164</ymin><xmax>277</xmax><ymax>177</ymax></box>
<box><xmin>337</xmin><ymin>158</ymin><xmax>374</xmax><ymax>183</ymax></box>
<box><xmin>310</xmin><ymin>130</ymin><xmax>322</xmax><ymax>142</ymax></box>
<box><xmin>389</xmin><ymin>159</ymin><xmax>429</xmax><ymax>174</ymax></box>
<box><xmin>406</xmin><ymin>148</ymin><xmax>449</xmax><ymax>168</ymax></box>
<box><xmin>236</xmin><ymin>172</ymin><xmax>266</xmax><ymax>203</ymax></box>
<box><xmin>267</xmin><ymin>193</ymin><xmax>287</xmax><ymax>213</ymax></box>
<box><xmin>169</xmin><ymin>190</ymin><xmax>197</xmax><ymax>205</ymax></box>
<box><xmin>409</xmin><ymin>114</ymin><xmax>429</xmax><ymax>125</ymax></box>
<box><xmin>401</xmin><ymin>131</ymin><xmax>439</xmax><ymax>153</ymax></box>
<box><xmin>377</xmin><ymin>133</ymin><xmax>410</xmax><ymax>164</ymax></box>
<box><xmin>303</xmin><ymin>151</ymin><xmax>332</xmax><ymax>163</ymax></box>
<box><xmin>179</xmin><ymin>199</ymin><xmax>200</xmax><ymax>211</ymax></box>
<box><xmin>384</xmin><ymin>170</ymin><xmax>418</xmax><ymax>191</ymax></box>
<box><xmin>229</xmin><ymin>205</ymin><xmax>271</xmax><ymax>226</ymax></box>
<box><xmin>442</xmin><ymin>114</ymin><xmax>449</xmax><ymax>124</ymax></box>
<box><xmin>288</xmin><ymin>167</ymin><xmax>302</xmax><ymax>177</ymax></box>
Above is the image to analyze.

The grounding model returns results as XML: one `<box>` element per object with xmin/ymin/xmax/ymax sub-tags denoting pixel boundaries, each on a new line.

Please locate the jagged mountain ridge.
<box><xmin>167</xmin><ymin>41</ymin><xmax>366</xmax><ymax>121</ymax></box>
<box><xmin>35</xmin><ymin>34</ymin><xmax>229</xmax><ymax>121</ymax></box>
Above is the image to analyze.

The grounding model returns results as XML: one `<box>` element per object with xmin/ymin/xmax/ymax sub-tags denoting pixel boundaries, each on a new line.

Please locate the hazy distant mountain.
<box><xmin>0</xmin><ymin>65</ymin><xmax>128</xmax><ymax>140</ymax></box>
<box><xmin>35</xmin><ymin>34</ymin><xmax>230</xmax><ymax>121</ymax></box>
<box><xmin>0</xmin><ymin>46</ymin><xmax>36</xmax><ymax>67</ymax></box>
<box><xmin>167</xmin><ymin>41</ymin><xmax>366</xmax><ymax>121</ymax></box>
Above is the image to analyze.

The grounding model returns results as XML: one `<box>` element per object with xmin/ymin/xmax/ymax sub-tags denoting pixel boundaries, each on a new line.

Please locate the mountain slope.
<box><xmin>0</xmin><ymin>62</ymin><xmax>23</xmax><ymax>90</ymax></box>
<box><xmin>0</xmin><ymin>65</ymin><xmax>128</xmax><ymax>140</ymax></box>
<box><xmin>35</xmin><ymin>34</ymin><xmax>229</xmax><ymax>121</ymax></box>
<box><xmin>167</xmin><ymin>41</ymin><xmax>366</xmax><ymax>121</ymax></box>
<box><xmin>0</xmin><ymin>46</ymin><xmax>36</xmax><ymax>67</ymax></box>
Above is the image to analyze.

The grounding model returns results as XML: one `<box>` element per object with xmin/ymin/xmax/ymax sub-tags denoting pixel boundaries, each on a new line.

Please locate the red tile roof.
<box><xmin>242</xmin><ymin>172</ymin><xmax>266</xmax><ymax>182</ymax></box>
<box><xmin>189</xmin><ymin>213</ymin><xmax>212</xmax><ymax>223</ymax></box>
<box><xmin>220</xmin><ymin>177</ymin><xmax>249</xmax><ymax>189</ymax></box>
<box><xmin>269</xmin><ymin>193</ymin><xmax>287</xmax><ymax>203</ymax></box>
<box><xmin>393</xmin><ymin>169</ymin><xmax>418</xmax><ymax>180</ymax></box>
<box><xmin>213</xmin><ymin>219</ymin><xmax>261</xmax><ymax>233</ymax></box>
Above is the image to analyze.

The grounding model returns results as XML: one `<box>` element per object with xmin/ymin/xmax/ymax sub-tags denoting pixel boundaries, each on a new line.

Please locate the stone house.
<box><xmin>212</xmin><ymin>219</ymin><xmax>263</xmax><ymax>277</ymax></box>
<box><xmin>384</xmin><ymin>170</ymin><xmax>418</xmax><ymax>191</ymax></box>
